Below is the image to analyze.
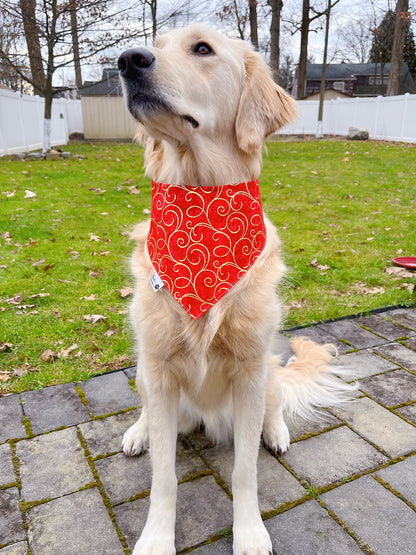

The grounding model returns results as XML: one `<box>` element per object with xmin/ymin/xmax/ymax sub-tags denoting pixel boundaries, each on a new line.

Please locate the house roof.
<box><xmin>79</xmin><ymin>68</ymin><xmax>121</xmax><ymax>97</ymax></box>
<box><xmin>306</xmin><ymin>62</ymin><xmax>409</xmax><ymax>80</ymax></box>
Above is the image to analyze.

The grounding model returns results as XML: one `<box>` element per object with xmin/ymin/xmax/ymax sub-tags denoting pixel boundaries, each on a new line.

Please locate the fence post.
<box><xmin>400</xmin><ymin>93</ymin><xmax>409</xmax><ymax>141</ymax></box>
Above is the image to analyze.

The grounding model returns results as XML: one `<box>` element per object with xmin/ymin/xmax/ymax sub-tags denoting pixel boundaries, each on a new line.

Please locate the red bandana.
<box><xmin>147</xmin><ymin>179</ymin><xmax>267</xmax><ymax>319</ymax></box>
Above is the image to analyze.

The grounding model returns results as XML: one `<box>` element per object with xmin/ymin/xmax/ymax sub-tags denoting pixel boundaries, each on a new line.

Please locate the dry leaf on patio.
<box><xmin>83</xmin><ymin>314</ymin><xmax>107</xmax><ymax>324</ymax></box>
<box><xmin>118</xmin><ymin>286</ymin><xmax>134</xmax><ymax>298</ymax></box>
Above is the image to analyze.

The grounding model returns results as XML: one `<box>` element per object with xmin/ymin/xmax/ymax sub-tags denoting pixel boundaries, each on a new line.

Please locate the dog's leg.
<box><xmin>262</xmin><ymin>372</ymin><xmax>290</xmax><ymax>455</ymax></box>
<box><xmin>231</xmin><ymin>361</ymin><xmax>272</xmax><ymax>555</ymax></box>
<box><xmin>132</xmin><ymin>370</ymin><xmax>179</xmax><ymax>555</ymax></box>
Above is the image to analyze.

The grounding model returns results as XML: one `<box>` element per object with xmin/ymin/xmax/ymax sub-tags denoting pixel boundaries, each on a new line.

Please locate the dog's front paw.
<box><xmin>262</xmin><ymin>418</ymin><xmax>290</xmax><ymax>456</ymax></box>
<box><xmin>132</xmin><ymin>534</ymin><xmax>175</xmax><ymax>555</ymax></box>
<box><xmin>122</xmin><ymin>418</ymin><xmax>149</xmax><ymax>456</ymax></box>
<box><xmin>233</xmin><ymin>522</ymin><xmax>272</xmax><ymax>555</ymax></box>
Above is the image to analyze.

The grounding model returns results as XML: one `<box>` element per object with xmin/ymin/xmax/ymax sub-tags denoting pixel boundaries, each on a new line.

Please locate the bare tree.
<box><xmin>387</xmin><ymin>0</ymin><xmax>410</xmax><ymax>95</ymax></box>
<box><xmin>19</xmin><ymin>0</ymin><xmax>45</xmax><ymax>96</ymax></box>
<box><xmin>337</xmin><ymin>18</ymin><xmax>373</xmax><ymax>63</ymax></box>
<box><xmin>0</xmin><ymin>0</ymin><xmax>174</xmax><ymax>153</ymax></box>
<box><xmin>249</xmin><ymin>0</ymin><xmax>258</xmax><ymax>49</ymax></box>
<box><xmin>267</xmin><ymin>0</ymin><xmax>283</xmax><ymax>82</ymax></box>
<box><xmin>316</xmin><ymin>0</ymin><xmax>340</xmax><ymax>138</ymax></box>
<box><xmin>216</xmin><ymin>1</ymin><xmax>248</xmax><ymax>40</ymax></box>
<box><xmin>69</xmin><ymin>1</ymin><xmax>82</xmax><ymax>90</ymax></box>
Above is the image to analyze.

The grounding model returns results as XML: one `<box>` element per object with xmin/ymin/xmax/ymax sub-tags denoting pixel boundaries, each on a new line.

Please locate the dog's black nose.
<box><xmin>118</xmin><ymin>48</ymin><xmax>155</xmax><ymax>79</ymax></box>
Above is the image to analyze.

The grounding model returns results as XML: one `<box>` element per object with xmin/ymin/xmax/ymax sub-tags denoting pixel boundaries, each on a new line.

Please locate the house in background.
<box><xmin>79</xmin><ymin>68</ymin><xmax>122</xmax><ymax>98</ymax></box>
<box><xmin>78</xmin><ymin>68</ymin><xmax>136</xmax><ymax>139</ymax></box>
<box><xmin>293</xmin><ymin>62</ymin><xmax>416</xmax><ymax>99</ymax></box>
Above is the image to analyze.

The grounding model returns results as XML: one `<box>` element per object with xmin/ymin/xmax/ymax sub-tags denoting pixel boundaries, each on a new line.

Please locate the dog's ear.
<box><xmin>235</xmin><ymin>50</ymin><xmax>297</xmax><ymax>154</ymax></box>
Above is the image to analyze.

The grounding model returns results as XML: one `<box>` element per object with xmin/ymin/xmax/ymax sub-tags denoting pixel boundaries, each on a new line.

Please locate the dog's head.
<box><xmin>118</xmin><ymin>24</ymin><xmax>296</xmax><ymax>155</ymax></box>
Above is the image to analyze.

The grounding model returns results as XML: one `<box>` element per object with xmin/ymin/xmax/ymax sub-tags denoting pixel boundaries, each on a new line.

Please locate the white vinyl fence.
<box><xmin>278</xmin><ymin>93</ymin><xmax>416</xmax><ymax>143</ymax></box>
<box><xmin>0</xmin><ymin>89</ymin><xmax>83</xmax><ymax>156</ymax></box>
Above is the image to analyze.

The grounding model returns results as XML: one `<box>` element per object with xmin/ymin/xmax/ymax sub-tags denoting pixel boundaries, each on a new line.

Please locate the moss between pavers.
<box><xmin>373</xmin><ymin>473</ymin><xmax>416</xmax><ymax>512</ymax></box>
<box><xmin>76</xmin><ymin>427</ymin><xmax>130</xmax><ymax>554</ymax></box>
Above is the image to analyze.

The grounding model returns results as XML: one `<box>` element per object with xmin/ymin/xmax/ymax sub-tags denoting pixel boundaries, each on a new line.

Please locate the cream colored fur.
<box><xmin>119</xmin><ymin>24</ymin><xmax>355</xmax><ymax>555</ymax></box>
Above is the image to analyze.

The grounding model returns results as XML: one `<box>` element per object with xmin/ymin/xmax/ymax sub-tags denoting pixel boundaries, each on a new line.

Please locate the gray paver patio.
<box><xmin>1</xmin><ymin>309</ymin><xmax>416</xmax><ymax>554</ymax></box>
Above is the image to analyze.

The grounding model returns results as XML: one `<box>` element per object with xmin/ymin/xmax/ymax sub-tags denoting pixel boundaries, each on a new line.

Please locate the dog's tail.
<box><xmin>270</xmin><ymin>337</ymin><xmax>356</xmax><ymax>421</ymax></box>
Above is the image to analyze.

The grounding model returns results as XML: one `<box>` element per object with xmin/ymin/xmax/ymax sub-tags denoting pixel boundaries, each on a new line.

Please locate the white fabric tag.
<box><xmin>150</xmin><ymin>271</ymin><xmax>165</xmax><ymax>292</ymax></box>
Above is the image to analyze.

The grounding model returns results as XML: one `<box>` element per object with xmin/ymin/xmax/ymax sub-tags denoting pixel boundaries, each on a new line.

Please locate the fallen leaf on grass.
<box><xmin>399</xmin><ymin>283</ymin><xmax>415</xmax><ymax>292</ymax></box>
<box><xmin>5</xmin><ymin>294</ymin><xmax>23</xmax><ymax>305</ymax></box>
<box><xmin>41</xmin><ymin>349</ymin><xmax>60</xmax><ymax>363</ymax></box>
<box><xmin>127</xmin><ymin>186</ymin><xmax>141</xmax><ymax>195</ymax></box>
<box><xmin>2</xmin><ymin>191</ymin><xmax>15</xmax><ymax>198</ymax></box>
<box><xmin>309</xmin><ymin>259</ymin><xmax>330</xmax><ymax>274</ymax></box>
<box><xmin>1</xmin><ymin>231</ymin><xmax>12</xmax><ymax>243</ymax></box>
<box><xmin>61</xmin><ymin>344</ymin><xmax>79</xmax><ymax>358</ymax></box>
<box><xmin>32</xmin><ymin>258</ymin><xmax>46</xmax><ymax>267</ymax></box>
<box><xmin>83</xmin><ymin>314</ymin><xmax>107</xmax><ymax>324</ymax></box>
<box><xmin>353</xmin><ymin>282</ymin><xmax>385</xmax><ymax>295</ymax></box>
<box><xmin>89</xmin><ymin>233</ymin><xmax>101</xmax><ymax>242</ymax></box>
<box><xmin>118</xmin><ymin>286</ymin><xmax>134</xmax><ymax>298</ymax></box>
<box><xmin>81</xmin><ymin>294</ymin><xmax>96</xmax><ymax>301</ymax></box>
<box><xmin>0</xmin><ymin>343</ymin><xmax>13</xmax><ymax>352</ymax></box>
<box><xmin>24</xmin><ymin>190</ymin><xmax>36</xmax><ymax>198</ymax></box>
<box><xmin>89</xmin><ymin>270</ymin><xmax>102</xmax><ymax>279</ymax></box>
<box><xmin>0</xmin><ymin>373</ymin><xmax>11</xmax><ymax>382</ymax></box>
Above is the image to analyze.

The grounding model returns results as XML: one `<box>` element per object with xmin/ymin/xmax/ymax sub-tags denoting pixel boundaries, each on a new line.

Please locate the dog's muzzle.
<box><xmin>118</xmin><ymin>47</ymin><xmax>155</xmax><ymax>80</ymax></box>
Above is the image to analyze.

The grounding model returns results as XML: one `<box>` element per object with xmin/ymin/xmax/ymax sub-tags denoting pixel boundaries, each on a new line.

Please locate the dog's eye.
<box><xmin>194</xmin><ymin>42</ymin><xmax>214</xmax><ymax>56</ymax></box>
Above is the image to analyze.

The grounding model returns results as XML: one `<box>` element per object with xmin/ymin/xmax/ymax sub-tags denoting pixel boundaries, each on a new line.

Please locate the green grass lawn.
<box><xmin>1</xmin><ymin>139</ymin><xmax>415</xmax><ymax>393</ymax></box>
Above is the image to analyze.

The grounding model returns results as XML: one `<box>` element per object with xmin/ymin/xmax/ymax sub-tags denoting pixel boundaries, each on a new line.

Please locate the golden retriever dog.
<box><xmin>118</xmin><ymin>24</ymin><xmax>355</xmax><ymax>555</ymax></box>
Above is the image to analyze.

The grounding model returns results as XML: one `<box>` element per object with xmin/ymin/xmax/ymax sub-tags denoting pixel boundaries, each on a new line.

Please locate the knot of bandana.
<box><xmin>147</xmin><ymin>179</ymin><xmax>267</xmax><ymax>319</ymax></box>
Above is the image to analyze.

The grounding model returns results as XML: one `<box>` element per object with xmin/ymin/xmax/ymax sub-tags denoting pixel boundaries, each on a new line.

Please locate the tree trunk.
<box><xmin>386</xmin><ymin>0</ymin><xmax>409</xmax><ymax>96</ymax></box>
<box><xmin>268</xmin><ymin>0</ymin><xmax>283</xmax><ymax>83</ymax></box>
<box><xmin>316</xmin><ymin>0</ymin><xmax>331</xmax><ymax>138</ymax></box>
<box><xmin>19</xmin><ymin>0</ymin><xmax>45</xmax><ymax>96</ymax></box>
<box><xmin>296</xmin><ymin>0</ymin><xmax>309</xmax><ymax>99</ymax></box>
<box><xmin>249</xmin><ymin>1</ymin><xmax>258</xmax><ymax>50</ymax></box>
<box><xmin>69</xmin><ymin>2</ymin><xmax>82</xmax><ymax>90</ymax></box>
<box><xmin>150</xmin><ymin>0</ymin><xmax>157</xmax><ymax>41</ymax></box>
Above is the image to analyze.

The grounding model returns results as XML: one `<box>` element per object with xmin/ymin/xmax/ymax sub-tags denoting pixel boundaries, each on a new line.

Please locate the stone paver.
<box><xmin>331</xmin><ymin>397</ymin><xmax>416</xmax><ymax>458</ymax></box>
<box><xmin>16</xmin><ymin>427</ymin><xmax>93</xmax><ymax>502</ymax></box>
<box><xmin>333</xmin><ymin>349</ymin><xmax>399</xmax><ymax>379</ymax></box>
<box><xmin>322</xmin><ymin>475</ymin><xmax>416</xmax><ymax>555</ymax></box>
<box><xmin>203</xmin><ymin>444</ymin><xmax>306</xmax><ymax>512</ymax></box>
<box><xmin>0</xmin><ymin>444</ymin><xmax>15</xmax><ymax>486</ymax></box>
<box><xmin>78</xmin><ymin>371</ymin><xmax>139</xmax><ymax>416</ymax></box>
<box><xmin>21</xmin><ymin>383</ymin><xmax>90</xmax><ymax>434</ymax></box>
<box><xmin>375</xmin><ymin>455</ymin><xmax>416</xmax><ymax>506</ymax></box>
<box><xmin>78</xmin><ymin>409</ymin><xmax>141</xmax><ymax>458</ymax></box>
<box><xmin>0</xmin><ymin>488</ymin><xmax>24</xmax><ymax>546</ymax></box>
<box><xmin>0</xmin><ymin>542</ymin><xmax>28</xmax><ymax>555</ymax></box>
<box><xmin>265</xmin><ymin>499</ymin><xmax>363</xmax><ymax>554</ymax></box>
<box><xmin>283</xmin><ymin>426</ymin><xmax>387</xmax><ymax>486</ymax></box>
<box><xmin>115</xmin><ymin>476</ymin><xmax>233</xmax><ymax>552</ymax></box>
<box><xmin>26</xmin><ymin>488</ymin><xmax>124</xmax><ymax>555</ymax></box>
<box><xmin>386</xmin><ymin>307</ymin><xmax>416</xmax><ymax>330</ymax></box>
<box><xmin>356</xmin><ymin>314</ymin><xmax>414</xmax><ymax>340</ymax></box>
<box><xmin>358</xmin><ymin>369</ymin><xmax>416</xmax><ymax>407</ymax></box>
<box><xmin>1</xmin><ymin>308</ymin><xmax>416</xmax><ymax>555</ymax></box>
<box><xmin>395</xmin><ymin>403</ymin><xmax>416</xmax><ymax>424</ymax></box>
<box><xmin>375</xmin><ymin>342</ymin><xmax>416</xmax><ymax>371</ymax></box>
<box><xmin>317</xmin><ymin>319</ymin><xmax>386</xmax><ymax>349</ymax></box>
<box><xmin>0</xmin><ymin>395</ymin><xmax>26</xmax><ymax>443</ymax></box>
